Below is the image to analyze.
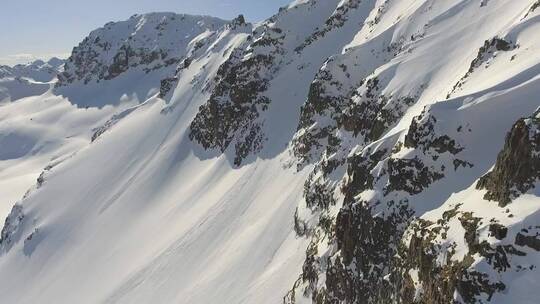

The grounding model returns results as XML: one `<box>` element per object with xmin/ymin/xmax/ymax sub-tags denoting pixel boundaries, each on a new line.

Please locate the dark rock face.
<box><xmin>338</xmin><ymin>80</ymin><xmax>415</xmax><ymax>141</ymax></box>
<box><xmin>287</xmin><ymin>143</ymin><xmax>422</xmax><ymax>304</ymax></box>
<box><xmin>58</xmin><ymin>38</ymin><xmax>171</xmax><ymax>85</ymax></box>
<box><xmin>287</xmin><ymin>91</ymin><xmax>492</xmax><ymax>304</ymax></box>
<box><xmin>289</xmin><ymin>192</ymin><xmax>415</xmax><ymax>304</ymax></box>
<box><xmin>159</xmin><ymin>76</ymin><xmax>178</xmax><ymax>98</ymax></box>
<box><xmin>392</xmin><ymin>107</ymin><xmax>540</xmax><ymax>303</ymax></box>
<box><xmin>342</xmin><ymin>149</ymin><xmax>388</xmax><ymax>202</ymax></box>
<box><xmin>189</xmin><ymin>21</ymin><xmax>285</xmax><ymax>166</ymax></box>
<box><xmin>287</xmin><ymin>95</ymin><xmax>486</xmax><ymax>304</ymax></box>
<box><xmin>304</xmin><ymin>169</ymin><xmax>337</xmax><ymax>210</ymax></box>
<box><xmin>324</xmin><ymin>201</ymin><xmax>413</xmax><ymax>304</ymax></box>
<box><xmin>405</xmin><ymin>109</ymin><xmax>464</xmax><ymax>155</ymax></box>
<box><xmin>105</xmin><ymin>46</ymin><xmax>133</xmax><ymax>80</ymax></box>
<box><xmin>533</xmin><ymin>1</ymin><xmax>540</xmax><ymax>11</ymax></box>
<box><xmin>477</xmin><ymin>110</ymin><xmax>540</xmax><ymax>206</ymax></box>
<box><xmin>0</xmin><ymin>205</ymin><xmax>24</xmax><ymax>252</ymax></box>
<box><xmin>230</xmin><ymin>14</ymin><xmax>247</xmax><ymax>29</ymax></box>
<box><xmin>515</xmin><ymin>232</ymin><xmax>540</xmax><ymax>251</ymax></box>
<box><xmin>384</xmin><ymin>157</ymin><xmax>445</xmax><ymax>195</ymax></box>
<box><xmin>396</xmin><ymin>208</ymin><xmax>528</xmax><ymax>304</ymax></box>
<box><xmin>291</xmin><ymin>67</ymin><xmax>354</xmax><ymax>166</ymax></box>
<box><xmin>514</xmin><ymin>225</ymin><xmax>540</xmax><ymax>252</ymax></box>
<box><xmin>489</xmin><ymin>223</ymin><xmax>508</xmax><ymax>240</ymax></box>
<box><xmin>188</xmin><ymin>48</ymin><xmax>273</xmax><ymax>166</ymax></box>
<box><xmin>293</xmin><ymin>73</ymin><xmax>419</xmax><ymax>167</ymax></box>
<box><xmin>295</xmin><ymin>0</ymin><xmax>362</xmax><ymax>52</ymax></box>
<box><xmin>286</xmin><ymin>39</ymin><xmax>483</xmax><ymax>303</ymax></box>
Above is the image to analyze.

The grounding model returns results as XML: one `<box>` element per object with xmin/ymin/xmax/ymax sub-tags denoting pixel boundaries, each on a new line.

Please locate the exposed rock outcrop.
<box><xmin>448</xmin><ymin>37</ymin><xmax>517</xmax><ymax>98</ymax></box>
<box><xmin>189</xmin><ymin>17</ymin><xmax>287</xmax><ymax>165</ymax></box>
<box><xmin>0</xmin><ymin>205</ymin><xmax>24</xmax><ymax>253</ymax></box>
<box><xmin>57</xmin><ymin>13</ymin><xmax>227</xmax><ymax>86</ymax></box>
<box><xmin>477</xmin><ymin>109</ymin><xmax>540</xmax><ymax>206</ymax></box>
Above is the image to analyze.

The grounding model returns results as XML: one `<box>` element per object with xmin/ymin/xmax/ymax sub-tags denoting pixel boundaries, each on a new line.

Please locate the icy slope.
<box><xmin>0</xmin><ymin>1</ymin><xmax>540</xmax><ymax>304</ymax></box>
<box><xmin>0</xmin><ymin>93</ymin><xmax>126</xmax><ymax>220</ymax></box>
<box><xmin>0</xmin><ymin>11</ymin><xmax>308</xmax><ymax>304</ymax></box>
<box><xmin>0</xmin><ymin>96</ymin><xmax>309</xmax><ymax>303</ymax></box>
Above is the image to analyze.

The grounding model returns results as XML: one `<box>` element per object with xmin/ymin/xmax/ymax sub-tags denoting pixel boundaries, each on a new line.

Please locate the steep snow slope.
<box><xmin>0</xmin><ymin>1</ymin><xmax>539</xmax><ymax>304</ymax></box>
<box><xmin>0</xmin><ymin>11</ymin><xmax>309</xmax><ymax>304</ymax></box>
<box><xmin>0</xmin><ymin>96</ymin><xmax>310</xmax><ymax>303</ymax></box>
<box><xmin>0</xmin><ymin>92</ymin><xmax>127</xmax><ymax>219</ymax></box>
<box><xmin>0</xmin><ymin>57</ymin><xmax>112</xmax><ymax>219</ymax></box>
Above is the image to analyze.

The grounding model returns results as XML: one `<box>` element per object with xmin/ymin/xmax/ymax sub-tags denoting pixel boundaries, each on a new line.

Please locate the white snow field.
<box><xmin>0</xmin><ymin>1</ymin><xmax>539</xmax><ymax>303</ymax></box>
<box><xmin>0</xmin><ymin>12</ymin><xmax>311</xmax><ymax>304</ymax></box>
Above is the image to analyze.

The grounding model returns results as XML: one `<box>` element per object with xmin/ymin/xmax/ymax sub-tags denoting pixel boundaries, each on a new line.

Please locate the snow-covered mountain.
<box><xmin>0</xmin><ymin>58</ymin><xmax>64</xmax><ymax>82</ymax></box>
<box><xmin>0</xmin><ymin>58</ymin><xmax>64</xmax><ymax>103</ymax></box>
<box><xmin>55</xmin><ymin>13</ymin><xmax>231</xmax><ymax>108</ymax></box>
<box><xmin>1</xmin><ymin>1</ymin><xmax>539</xmax><ymax>303</ymax></box>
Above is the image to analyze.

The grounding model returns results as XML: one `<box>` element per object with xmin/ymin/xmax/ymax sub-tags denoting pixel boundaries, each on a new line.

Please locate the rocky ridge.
<box><xmin>0</xmin><ymin>58</ymin><xmax>64</xmax><ymax>82</ymax></box>
<box><xmin>57</xmin><ymin>13</ymin><xmax>227</xmax><ymax>86</ymax></box>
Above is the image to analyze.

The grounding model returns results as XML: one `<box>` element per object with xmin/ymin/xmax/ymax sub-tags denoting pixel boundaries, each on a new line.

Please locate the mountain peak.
<box><xmin>57</xmin><ymin>12</ymin><xmax>229</xmax><ymax>87</ymax></box>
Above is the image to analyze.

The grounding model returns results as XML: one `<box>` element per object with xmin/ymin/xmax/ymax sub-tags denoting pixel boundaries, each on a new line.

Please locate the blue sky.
<box><xmin>0</xmin><ymin>0</ymin><xmax>291</xmax><ymax>65</ymax></box>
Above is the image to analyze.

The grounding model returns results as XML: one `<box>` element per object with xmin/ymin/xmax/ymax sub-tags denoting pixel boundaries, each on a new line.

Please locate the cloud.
<box><xmin>0</xmin><ymin>53</ymin><xmax>70</xmax><ymax>66</ymax></box>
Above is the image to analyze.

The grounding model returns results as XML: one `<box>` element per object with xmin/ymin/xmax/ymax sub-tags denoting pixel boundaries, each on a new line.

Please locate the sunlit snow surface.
<box><xmin>0</xmin><ymin>1</ymin><xmax>539</xmax><ymax>303</ymax></box>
